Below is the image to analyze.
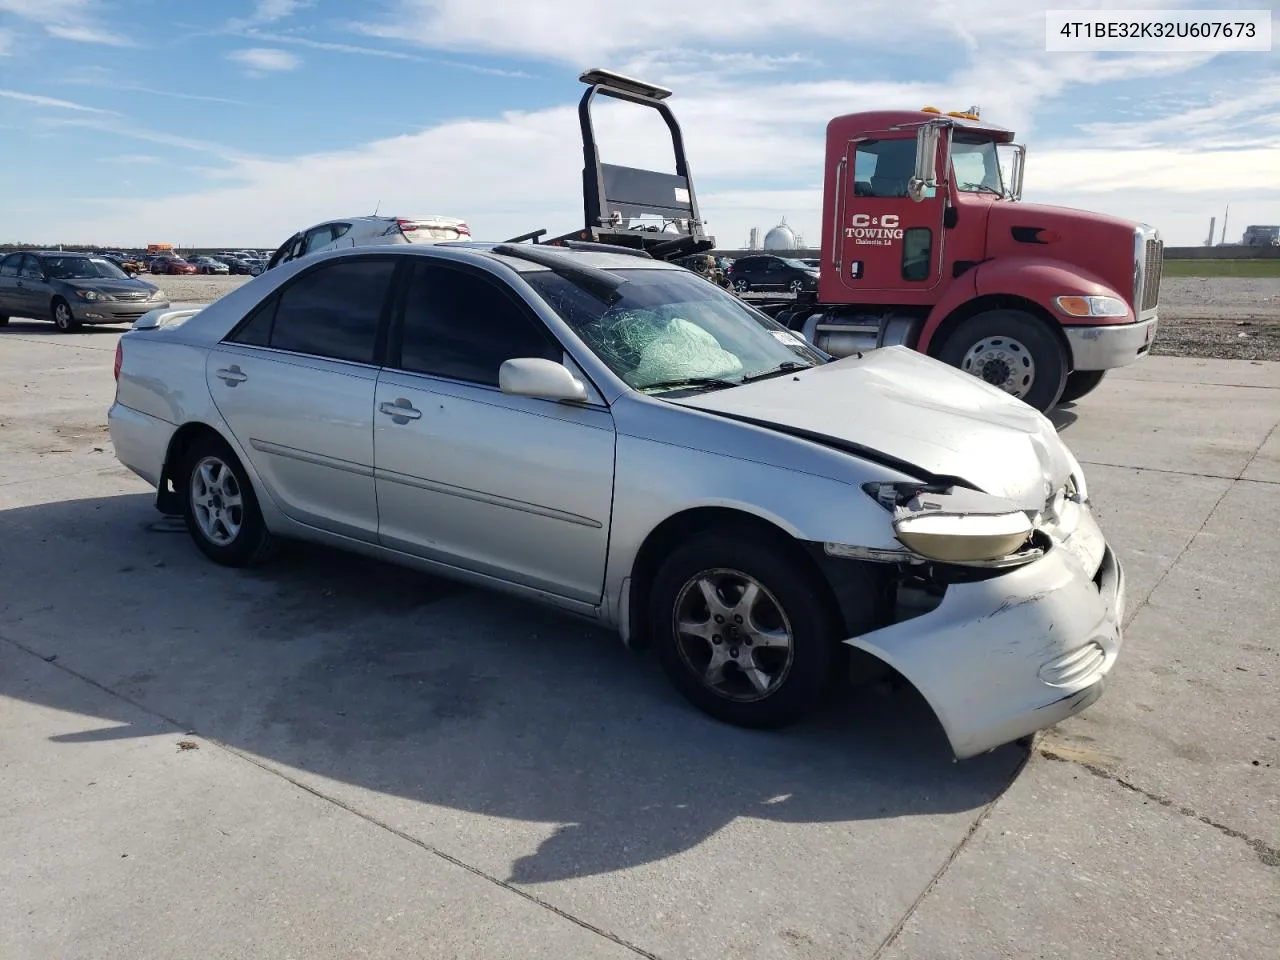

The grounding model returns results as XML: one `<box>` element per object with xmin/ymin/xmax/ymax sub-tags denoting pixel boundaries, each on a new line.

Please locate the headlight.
<box><xmin>853</xmin><ymin>480</ymin><xmax>1042</xmax><ymax>568</ymax></box>
<box><xmin>74</xmin><ymin>289</ymin><xmax>110</xmax><ymax>301</ymax></box>
<box><xmin>1055</xmin><ymin>295</ymin><xmax>1127</xmax><ymax>318</ymax></box>
<box><xmin>894</xmin><ymin>510</ymin><xmax>1033</xmax><ymax>562</ymax></box>
<box><xmin>149</xmin><ymin>287</ymin><xmax>165</xmax><ymax>299</ymax></box>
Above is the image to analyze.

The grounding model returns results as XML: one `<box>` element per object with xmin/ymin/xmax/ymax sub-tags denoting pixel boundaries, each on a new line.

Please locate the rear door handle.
<box><xmin>379</xmin><ymin>399</ymin><xmax>422</xmax><ymax>421</ymax></box>
<box><xmin>216</xmin><ymin>365</ymin><xmax>248</xmax><ymax>385</ymax></box>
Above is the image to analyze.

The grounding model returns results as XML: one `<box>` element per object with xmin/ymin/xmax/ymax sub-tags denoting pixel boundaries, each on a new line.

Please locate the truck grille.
<box><xmin>1141</xmin><ymin>237</ymin><xmax>1163</xmax><ymax>312</ymax></box>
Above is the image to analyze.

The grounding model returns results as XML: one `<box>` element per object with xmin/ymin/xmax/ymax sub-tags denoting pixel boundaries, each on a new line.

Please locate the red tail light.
<box><xmin>457</xmin><ymin>223</ymin><xmax>471</xmax><ymax>236</ymax></box>
<box><xmin>113</xmin><ymin>341</ymin><xmax>122</xmax><ymax>381</ymax></box>
<box><xmin>396</xmin><ymin>218</ymin><xmax>417</xmax><ymax>232</ymax></box>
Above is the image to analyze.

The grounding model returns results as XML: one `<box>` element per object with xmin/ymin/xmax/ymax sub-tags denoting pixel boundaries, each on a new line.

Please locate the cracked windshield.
<box><xmin>524</xmin><ymin>268</ymin><xmax>827</xmax><ymax>393</ymax></box>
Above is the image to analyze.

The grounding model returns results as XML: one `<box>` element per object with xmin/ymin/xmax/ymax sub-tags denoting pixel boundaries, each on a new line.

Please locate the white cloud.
<box><xmin>226</xmin><ymin>0</ymin><xmax>313</xmax><ymax>29</ymax></box>
<box><xmin>234</xmin><ymin>29</ymin><xmax>533</xmax><ymax>75</ymax></box>
<box><xmin>0</xmin><ymin>88</ymin><xmax>115</xmax><ymax>113</ymax></box>
<box><xmin>226</xmin><ymin>47</ymin><xmax>302</xmax><ymax>74</ymax></box>
<box><xmin>0</xmin><ymin>0</ymin><xmax>133</xmax><ymax>46</ymax></box>
<box><xmin>101</xmin><ymin>154</ymin><xmax>163</xmax><ymax>164</ymax></box>
<box><xmin>13</xmin><ymin>0</ymin><xmax>1276</xmax><ymax>248</ymax></box>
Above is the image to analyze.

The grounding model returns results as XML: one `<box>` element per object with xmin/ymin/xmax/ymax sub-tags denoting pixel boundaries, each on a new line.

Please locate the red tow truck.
<box><xmin>514</xmin><ymin>72</ymin><xmax>1164</xmax><ymax>412</ymax></box>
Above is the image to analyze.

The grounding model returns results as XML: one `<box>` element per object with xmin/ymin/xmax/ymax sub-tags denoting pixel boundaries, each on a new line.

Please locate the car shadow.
<box><xmin>1</xmin><ymin>319</ymin><xmax>125</xmax><ymax>335</ymax></box>
<box><xmin>0</xmin><ymin>493</ymin><xmax>1027</xmax><ymax>884</ymax></box>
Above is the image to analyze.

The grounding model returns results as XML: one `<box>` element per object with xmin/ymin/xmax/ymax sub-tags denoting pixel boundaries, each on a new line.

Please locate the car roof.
<box><xmin>434</xmin><ymin>241</ymin><xmax>682</xmax><ymax>273</ymax></box>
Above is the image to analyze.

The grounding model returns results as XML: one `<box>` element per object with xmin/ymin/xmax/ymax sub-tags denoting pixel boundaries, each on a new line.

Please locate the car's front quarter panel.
<box><xmin>603</xmin><ymin>394</ymin><xmax>918</xmax><ymax>629</ymax></box>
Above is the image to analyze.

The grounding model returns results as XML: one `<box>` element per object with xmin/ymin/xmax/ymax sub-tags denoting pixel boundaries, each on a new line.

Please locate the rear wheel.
<box><xmin>938</xmin><ymin>309</ymin><xmax>1067</xmax><ymax>412</ymax></box>
<box><xmin>734</xmin><ymin>278</ymin><xmax>750</xmax><ymax>293</ymax></box>
<box><xmin>179</xmin><ymin>433</ymin><xmax>274</xmax><ymax>567</ymax></box>
<box><xmin>1059</xmin><ymin>370</ymin><xmax>1107</xmax><ymax>403</ymax></box>
<box><xmin>649</xmin><ymin>529</ymin><xmax>844</xmax><ymax>729</ymax></box>
<box><xmin>51</xmin><ymin>299</ymin><xmax>79</xmax><ymax>332</ymax></box>
<box><xmin>788</xmin><ymin>278</ymin><xmax>804</xmax><ymax>294</ymax></box>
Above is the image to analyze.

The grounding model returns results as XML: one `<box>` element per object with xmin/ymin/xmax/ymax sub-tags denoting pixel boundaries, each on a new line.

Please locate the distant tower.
<box><xmin>1206</xmin><ymin>217</ymin><xmax>1216</xmax><ymax>247</ymax></box>
<box><xmin>748</xmin><ymin>226</ymin><xmax>760</xmax><ymax>250</ymax></box>
<box><xmin>763</xmin><ymin>216</ymin><xmax>797</xmax><ymax>251</ymax></box>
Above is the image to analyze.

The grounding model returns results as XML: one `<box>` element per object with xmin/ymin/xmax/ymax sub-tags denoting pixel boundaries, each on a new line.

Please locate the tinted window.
<box><xmin>853</xmin><ymin>139</ymin><xmax>916</xmax><ymax>198</ymax></box>
<box><xmin>397</xmin><ymin>263</ymin><xmax>560</xmax><ymax>385</ymax></box>
<box><xmin>0</xmin><ymin>254</ymin><xmax>20</xmax><ymax>277</ymax></box>
<box><xmin>20</xmin><ymin>256</ymin><xmax>44</xmax><ymax>279</ymax></box>
<box><xmin>267</xmin><ymin>258</ymin><xmax>396</xmax><ymax>364</ymax></box>
<box><xmin>902</xmin><ymin>227</ymin><xmax>933</xmax><ymax>281</ymax></box>
<box><xmin>228</xmin><ymin>296</ymin><xmax>276</xmax><ymax>347</ymax></box>
<box><xmin>302</xmin><ymin>225</ymin><xmax>336</xmax><ymax>254</ymax></box>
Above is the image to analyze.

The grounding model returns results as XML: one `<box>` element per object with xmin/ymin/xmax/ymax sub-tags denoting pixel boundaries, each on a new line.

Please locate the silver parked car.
<box><xmin>0</xmin><ymin>250</ymin><xmax>170</xmax><ymax>331</ymax></box>
<box><xmin>108</xmin><ymin>242</ymin><xmax>1125</xmax><ymax>757</ymax></box>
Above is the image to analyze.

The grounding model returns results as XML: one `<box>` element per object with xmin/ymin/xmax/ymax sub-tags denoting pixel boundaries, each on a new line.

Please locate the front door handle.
<box><xmin>379</xmin><ymin>399</ymin><xmax>422</xmax><ymax>421</ymax></box>
<box><xmin>216</xmin><ymin>365</ymin><xmax>248</xmax><ymax>385</ymax></box>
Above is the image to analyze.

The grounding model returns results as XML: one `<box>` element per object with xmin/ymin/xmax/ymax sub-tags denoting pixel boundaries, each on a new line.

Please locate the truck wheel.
<box><xmin>1059</xmin><ymin>370</ymin><xmax>1107</xmax><ymax>403</ymax></box>
<box><xmin>938</xmin><ymin>310</ymin><xmax>1067</xmax><ymax>412</ymax></box>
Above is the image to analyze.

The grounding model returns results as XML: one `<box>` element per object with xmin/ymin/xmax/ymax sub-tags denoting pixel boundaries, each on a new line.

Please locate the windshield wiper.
<box><xmin>740</xmin><ymin>361</ymin><xmax>812</xmax><ymax>383</ymax></box>
<box><xmin>638</xmin><ymin>376</ymin><xmax>741</xmax><ymax>393</ymax></box>
<box><xmin>963</xmin><ymin>183</ymin><xmax>1003</xmax><ymax>197</ymax></box>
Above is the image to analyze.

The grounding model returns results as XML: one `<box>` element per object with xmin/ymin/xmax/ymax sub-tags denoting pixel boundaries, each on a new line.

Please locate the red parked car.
<box><xmin>149</xmin><ymin>256</ymin><xmax>198</xmax><ymax>275</ymax></box>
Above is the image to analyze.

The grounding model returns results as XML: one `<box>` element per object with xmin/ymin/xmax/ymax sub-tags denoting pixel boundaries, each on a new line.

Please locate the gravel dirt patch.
<box><xmin>149</xmin><ymin>273</ymin><xmax>1280</xmax><ymax>363</ymax></box>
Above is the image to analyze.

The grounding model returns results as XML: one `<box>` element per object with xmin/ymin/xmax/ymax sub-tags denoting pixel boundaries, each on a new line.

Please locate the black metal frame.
<box><xmin>506</xmin><ymin>69</ymin><xmax>714</xmax><ymax>261</ymax></box>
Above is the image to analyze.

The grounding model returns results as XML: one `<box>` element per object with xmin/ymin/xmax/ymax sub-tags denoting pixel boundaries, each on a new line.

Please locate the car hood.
<box><xmin>59</xmin><ymin>278</ymin><xmax>158</xmax><ymax>294</ymax></box>
<box><xmin>669</xmin><ymin>346</ymin><xmax>1076</xmax><ymax>508</ymax></box>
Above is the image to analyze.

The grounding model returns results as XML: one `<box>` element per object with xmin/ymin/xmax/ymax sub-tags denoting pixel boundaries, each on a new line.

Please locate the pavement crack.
<box><xmin>869</xmin><ymin>741</ymin><xmax>1034</xmax><ymax>959</ymax></box>
<box><xmin>0</xmin><ymin>632</ymin><xmax>669</xmax><ymax>960</ymax></box>
<box><xmin>1039</xmin><ymin>749</ymin><xmax>1279</xmax><ymax>867</ymax></box>
<box><xmin>1238</xmin><ymin>419</ymin><xmax>1279</xmax><ymax>480</ymax></box>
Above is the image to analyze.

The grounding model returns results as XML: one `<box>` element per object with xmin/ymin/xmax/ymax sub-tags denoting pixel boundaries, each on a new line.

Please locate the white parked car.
<box><xmin>265</xmin><ymin>215</ymin><xmax>471</xmax><ymax>271</ymax></box>
<box><xmin>107</xmin><ymin>241</ymin><xmax>1125</xmax><ymax>758</ymax></box>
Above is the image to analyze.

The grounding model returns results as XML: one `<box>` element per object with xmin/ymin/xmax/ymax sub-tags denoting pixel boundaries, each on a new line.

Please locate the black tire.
<box><xmin>649</xmin><ymin>528</ymin><xmax>844</xmax><ymax>729</ymax></box>
<box><xmin>51</xmin><ymin>298</ymin><xmax>79</xmax><ymax>332</ymax></box>
<box><xmin>733</xmin><ymin>278</ymin><xmax>750</xmax><ymax>293</ymax></box>
<box><xmin>0</xmin><ymin>316</ymin><xmax>9</xmax><ymax>326</ymax></box>
<box><xmin>1059</xmin><ymin>370</ymin><xmax>1107</xmax><ymax>403</ymax></box>
<box><xmin>178</xmin><ymin>432</ymin><xmax>274</xmax><ymax>567</ymax></box>
<box><xmin>788</xmin><ymin>278</ymin><xmax>803</xmax><ymax>294</ymax></box>
<box><xmin>937</xmin><ymin>309</ymin><xmax>1067</xmax><ymax>412</ymax></box>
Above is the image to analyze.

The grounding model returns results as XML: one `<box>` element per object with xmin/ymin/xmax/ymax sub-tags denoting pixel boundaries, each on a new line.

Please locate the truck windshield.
<box><xmin>523</xmin><ymin>268</ymin><xmax>827</xmax><ymax>393</ymax></box>
<box><xmin>951</xmin><ymin>133</ymin><xmax>1005</xmax><ymax>197</ymax></box>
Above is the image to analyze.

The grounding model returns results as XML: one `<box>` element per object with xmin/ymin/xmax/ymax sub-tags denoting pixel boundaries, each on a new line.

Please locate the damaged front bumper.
<box><xmin>845</xmin><ymin>507</ymin><xmax>1124</xmax><ymax>759</ymax></box>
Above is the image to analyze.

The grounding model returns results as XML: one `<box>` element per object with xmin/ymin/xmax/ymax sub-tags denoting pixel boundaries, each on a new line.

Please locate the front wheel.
<box><xmin>179</xmin><ymin>433</ymin><xmax>274</xmax><ymax>567</ymax></box>
<box><xmin>1059</xmin><ymin>370</ymin><xmax>1107</xmax><ymax>403</ymax></box>
<box><xmin>51</xmin><ymin>299</ymin><xmax>79</xmax><ymax>332</ymax></box>
<box><xmin>649</xmin><ymin>530</ymin><xmax>842</xmax><ymax>729</ymax></box>
<box><xmin>937</xmin><ymin>309</ymin><xmax>1067</xmax><ymax>412</ymax></box>
<box><xmin>733</xmin><ymin>278</ymin><xmax>750</xmax><ymax>293</ymax></box>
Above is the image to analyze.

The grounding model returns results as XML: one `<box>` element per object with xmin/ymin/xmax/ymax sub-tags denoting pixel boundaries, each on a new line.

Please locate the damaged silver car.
<box><xmin>108</xmin><ymin>242</ymin><xmax>1124</xmax><ymax>758</ymax></box>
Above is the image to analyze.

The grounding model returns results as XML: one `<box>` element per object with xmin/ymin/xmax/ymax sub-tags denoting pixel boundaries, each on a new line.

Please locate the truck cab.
<box><xmin>772</xmin><ymin>108</ymin><xmax>1163</xmax><ymax>410</ymax></box>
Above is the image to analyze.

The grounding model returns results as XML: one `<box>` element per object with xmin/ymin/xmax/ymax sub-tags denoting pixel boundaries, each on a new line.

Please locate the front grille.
<box><xmin>116</xmin><ymin>292</ymin><xmax>149</xmax><ymax>301</ymax></box>
<box><xmin>1141</xmin><ymin>237</ymin><xmax>1163</xmax><ymax>312</ymax></box>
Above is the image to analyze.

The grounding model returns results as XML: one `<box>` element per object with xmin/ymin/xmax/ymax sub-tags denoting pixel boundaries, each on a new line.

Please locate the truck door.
<box><xmin>839</xmin><ymin>135</ymin><xmax>945</xmax><ymax>295</ymax></box>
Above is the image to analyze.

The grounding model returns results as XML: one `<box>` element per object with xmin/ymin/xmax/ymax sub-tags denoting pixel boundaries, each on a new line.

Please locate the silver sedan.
<box><xmin>108</xmin><ymin>242</ymin><xmax>1126</xmax><ymax>758</ymax></box>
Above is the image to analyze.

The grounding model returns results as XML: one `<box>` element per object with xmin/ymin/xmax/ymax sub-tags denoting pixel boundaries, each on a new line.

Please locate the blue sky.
<box><xmin>1</xmin><ymin>0</ymin><xmax>1276</xmax><ymax>248</ymax></box>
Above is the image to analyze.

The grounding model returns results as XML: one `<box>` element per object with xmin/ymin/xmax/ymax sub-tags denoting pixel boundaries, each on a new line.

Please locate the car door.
<box><xmin>17</xmin><ymin>255</ymin><xmax>53</xmax><ymax>316</ymax></box>
<box><xmin>373</xmin><ymin>258</ymin><xmax>617</xmax><ymax>603</ymax></box>
<box><xmin>206</xmin><ymin>254</ymin><xmax>399</xmax><ymax>542</ymax></box>
<box><xmin>761</xmin><ymin>257</ymin><xmax>788</xmax><ymax>290</ymax></box>
<box><xmin>0</xmin><ymin>253</ymin><xmax>23</xmax><ymax>315</ymax></box>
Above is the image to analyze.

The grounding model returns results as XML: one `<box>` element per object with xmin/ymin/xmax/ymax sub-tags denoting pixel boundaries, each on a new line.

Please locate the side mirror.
<box><xmin>908</xmin><ymin>124</ymin><xmax>941</xmax><ymax>202</ymax></box>
<box><xmin>499</xmin><ymin>357</ymin><xmax>588</xmax><ymax>402</ymax></box>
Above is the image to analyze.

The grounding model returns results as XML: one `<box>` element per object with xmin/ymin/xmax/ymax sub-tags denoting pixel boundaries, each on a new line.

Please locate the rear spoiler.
<box><xmin>134</xmin><ymin>304</ymin><xmax>204</xmax><ymax>330</ymax></box>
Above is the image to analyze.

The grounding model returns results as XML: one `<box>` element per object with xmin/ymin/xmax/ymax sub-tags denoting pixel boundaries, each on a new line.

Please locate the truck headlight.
<box><xmin>893</xmin><ymin>511</ymin><xmax>1033</xmax><ymax>562</ymax></box>
<box><xmin>1055</xmin><ymin>295</ymin><xmax>1127</xmax><ymax>318</ymax></box>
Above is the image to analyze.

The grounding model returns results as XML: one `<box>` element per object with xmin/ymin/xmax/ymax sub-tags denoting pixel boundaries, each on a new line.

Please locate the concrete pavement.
<box><xmin>1</xmin><ymin>321</ymin><xmax>1276</xmax><ymax>959</ymax></box>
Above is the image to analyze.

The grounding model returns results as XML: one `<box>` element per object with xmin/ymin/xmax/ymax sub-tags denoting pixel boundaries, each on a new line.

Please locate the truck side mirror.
<box><xmin>908</xmin><ymin>124</ymin><xmax>941</xmax><ymax>202</ymax></box>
